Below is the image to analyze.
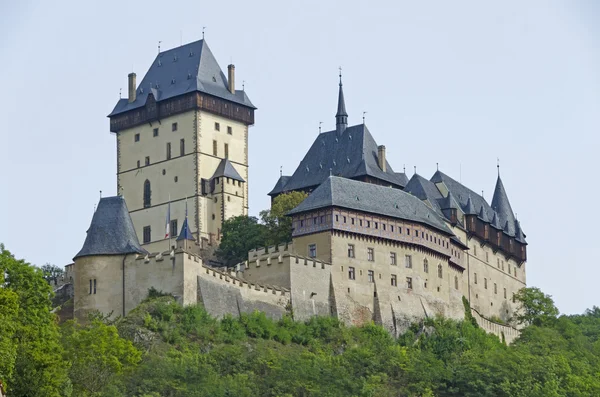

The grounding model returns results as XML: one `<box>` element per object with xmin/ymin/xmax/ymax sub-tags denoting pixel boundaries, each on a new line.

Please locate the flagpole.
<box><xmin>168</xmin><ymin>194</ymin><xmax>171</xmax><ymax>253</ymax></box>
<box><xmin>185</xmin><ymin>197</ymin><xmax>188</xmax><ymax>252</ymax></box>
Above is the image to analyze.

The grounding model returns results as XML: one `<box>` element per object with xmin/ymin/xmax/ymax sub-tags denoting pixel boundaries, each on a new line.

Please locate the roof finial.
<box><xmin>403</xmin><ymin>164</ymin><xmax>406</xmax><ymax>173</ymax></box>
<box><xmin>119</xmin><ymin>88</ymin><xmax>122</xmax><ymax>99</ymax></box>
<box><xmin>482</xmin><ymin>190</ymin><xmax>484</xmax><ymax>199</ymax></box>
<box><xmin>242</xmin><ymin>80</ymin><xmax>245</xmax><ymax>91</ymax></box>
<box><xmin>414</xmin><ymin>166</ymin><xmax>417</xmax><ymax>175</ymax></box>
<box><xmin>93</xmin><ymin>203</ymin><xmax>96</xmax><ymax>213</ymax></box>
<box><xmin>99</xmin><ymin>190</ymin><xmax>102</xmax><ymax>199</ymax></box>
<box><xmin>339</xmin><ymin>66</ymin><xmax>342</xmax><ymax>85</ymax></box>
<box><xmin>158</xmin><ymin>40</ymin><xmax>161</xmax><ymax>54</ymax></box>
<box><xmin>497</xmin><ymin>157</ymin><xmax>500</xmax><ymax>176</ymax></box>
<box><xmin>202</xmin><ymin>27</ymin><xmax>206</xmax><ymax>39</ymax></box>
<box><xmin>335</xmin><ymin>67</ymin><xmax>348</xmax><ymax>135</ymax></box>
<box><xmin>362</xmin><ymin>111</ymin><xmax>367</xmax><ymax>124</ymax></box>
<box><xmin>436</xmin><ymin>162</ymin><xmax>439</xmax><ymax>171</ymax></box>
<box><xmin>280</xmin><ymin>166</ymin><xmax>282</xmax><ymax>177</ymax></box>
<box><xmin>319</xmin><ymin>121</ymin><xmax>322</xmax><ymax>133</ymax></box>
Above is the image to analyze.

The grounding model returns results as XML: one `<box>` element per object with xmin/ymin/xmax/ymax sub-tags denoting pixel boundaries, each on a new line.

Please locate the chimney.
<box><xmin>377</xmin><ymin>145</ymin><xmax>386</xmax><ymax>172</ymax></box>
<box><xmin>227</xmin><ymin>64</ymin><xmax>235</xmax><ymax>94</ymax></box>
<box><xmin>128</xmin><ymin>72</ymin><xmax>137</xmax><ymax>103</ymax></box>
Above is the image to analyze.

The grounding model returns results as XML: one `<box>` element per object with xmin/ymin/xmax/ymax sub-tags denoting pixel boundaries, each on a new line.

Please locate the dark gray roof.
<box><xmin>395</xmin><ymin>172</ymin><xmax>409</xmax><ymax>186</ymax></box>
<box><xmin>211</xmin><ymin>158</ymin><xmax>245</xmax><ymax>182</ymax></box>
<box><xmin>74</xmin><ymin>196</ymin><xmax>147</xmax><ymax>260</ymax></box>
<box><xmin>490</xmin><ymin>176</ymin><xmax>517</xmax><ymax>236</ymax></box>
<box><xmin>268</xmin><ymin>175</ymin><xmax>291</xmax><ymax>196</ymax></box>
<box><xmin>478</xmin><ymin>205</ymin><xmax>489</xmax><ymax>223</ymax></box>
<box><xmin>404</xmin><ymin>173</ymin><xmax>444</xmax><ymax>215</ymax></box>
<box><xmin>464</xmin><ymin>196</ymin><xmax>476</xmax><ymax>215</ymax></box>
<box><xmin>440</xmin><ymin>191</ymin><xmax>459</xmax><ymax>210</ymax></box>
<box><xmin>288</xmin><ymin>176</ymin><xmax>454</xmax><ymax>235</ymax></box>
<box><xmin>336</xmin><ymin>80</ymin><xmax>348</xmax><ymax>118</ymax></box>
<box><xmin>490</xmin><ymin>211</ymin><xmax>502</xmax><ymax>229</ymax></box>
<box><xmin>108</xmin><ymin>39</ymin><xmax>255</xmax><ymax>117</ymax></box>
<box><xmin>273</xmin><ymin>124</ymin><xmax>406</xmax><ymax>196</ymax></box>
<box><xmin>514</xmin><ymin>220</ymin><xmax>527</xmax><ymax>244</ymax></box>
<box><xmin>177</xmin><ymin>217</ymin><xmax>195</xmax><ymax>241</ymax></box>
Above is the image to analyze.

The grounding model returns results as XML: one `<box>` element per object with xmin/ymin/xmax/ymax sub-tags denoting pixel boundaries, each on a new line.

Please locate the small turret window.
<box><xmin>143</xmin><ymin>180</ymin><xmax>151</xmax><ymax>208</ymax></box>
<box><xmin>438</xmin><ymin>264</ymin><xmax>443</xmax><ymax>279</ymax></box>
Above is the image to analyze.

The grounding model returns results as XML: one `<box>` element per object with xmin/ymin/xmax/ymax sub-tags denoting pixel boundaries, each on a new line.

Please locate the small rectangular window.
<box><xmin>375</xmin><ymin>222</ymin><xmax>378</xmax><ymax>229</ymax></box>
<box><xmin>215</xmin><ymin>122</ymin><xmax>220</xmax><ymax>131</ymax></box>
<box><xmin>391</xmin><ymin>274</ymin><xmax>397</xmax><ymax>286</ymax></box>
<box><xmin>348</xmin><ymin>244</ymin><xmax>355</xmax><ymax>258</ymax></box>
<box><xmin>486</xmin><ymin>252</ymin><xmax>489</xmax><ymax>262</ymax></box>
<box><xmin>390</xmin><ymin>252</ymin><xmax>397</xmax><ymax>265</ymax></box>
<box><xmin>320</xmin><ymin>215</ymin><xmax>325</xmax><ymax>223</ymax></box>
<box><xmin>367</xmin><ymin>221</ymin><xmax>371</xmax><ymax>228</ymax></box>
<box><xmin>494</xmin><ymin>283</ymin><xmax>497</xmax><ymax>294</ymax></box>
<box><xmin>368</xmin><ymin>270</ymin><xmax>374</xmax><ymax>283</ymax></box>
<box><xmin>93</xmin><ymin>279</ymin><xmax>97</xmax><ymax>294</ymax></box>
<box><xmin>137</xmin><ymin>160</ymin><xmax>140</xmax><ymax>168</ymax></box>
<box><xmin>89</xmin><ymin>279</ymin><xmax>92</xmax><ymax>294</ymax></box>
<box><xmin>335</xmin><ymin>215</ymin><xmax>339</xmax><ymax>222</ymax></box>
<box><xmin>172</xmin><ymin>122</ymin><xmax>178</xmax><ymax>131</ymax></box>
<box><xmin>213</xmin><ymin>140</ymin><xmax>218</xmax><ymax>156</ymax></box>
<box><xmin>474</xmin><ymin>245</ymin><xmax>477</xmax><ymax>256</ymax></box>
<box><xmin>170</xmin><ymin>219</ymin><xmax>178</xmax><ymax>238</ymax></box>
<box><xmin>383</xmin><ymin>224</ymin><xmax>386</xmax><ymax>231</ymax></box>
<box><xmin>348</xmin><ymin>267</ymin><xmax>355</xmax><ymax>280</ymax></box>
<box><xmin>308</xmin><ymin>244</ymin><xmax>317</xmax><ymax>258</ymax></box>
<box><xmin>227</xmin><ymin>126</ymin><xmax>232</xmax><ymax>135</ymax></box>
<box><xmin>166</xmin><ymin>142</ymin><xmax>172</xmax><ymax>160</ymax></box>
<box><xmin>405</xmin><ymin>255</ymin><xmax>412</xmax><ymax>268</ymax></box>
<box><xmin>313</xmin><ymin>217</ymin><xmax>318</xmax><ymax>225</ymax></box>
<box><xmin>343</xmin><ymin>216</ymin><xmax>347</xmax><ymax>223</ymax></box>
<box><xmin>143</xmin><ymin>226</ymin><xmax>151</xmax><ymax>244</ymax></box>
<box><xmin>367</xmin><ymin>248</ymin><xmax>375</xmax><ymax>262</ymax></box>
<box><xmin>474</xmin><ymin>273</ymin><xmax>478</xmax><ymax>284</ymax></box>
<box><xmin>504</xmin><ymin>288</ymin><xmax>507</xmax><ymax>299</ymax></box>
<box><xmin>300</xmin><ymin>220</ymin><xmax>304</xmax><ymax>227</ymax></box>
<box><xmin>180</xmin><ymin>139</ymin><xmax>185</xmax><ymax>156</ymax></box>
<box><xmin>484</xmin><ymin>278</ymin><xmax>488</xmax><ymax>289</ymax></box>
<box><xmin>407</xmin><ymin>228</ymin><xmax>410</xmax><ymax>235</ymax></box>
<box><xmin>391</xmin><ymin>225</ymin><xmax>394</xmax><ymax>232</ymax></box>
<box><xmin>359</xmin><ymin>220</ymin><xmax>363</xmax><ymax>226</ymax></box>
<box><xmin>406</xmin><ymin>277</ymin><xmax>413</xmax><ymax>289</ymax></box>
<box><xmin>351</xmin><ymin>218</ymin><xmax>355</xmax><ymax>225</ymax></box>
<box><xmin>134</xmin><ymin>133</ymin><xmax>140</xmax><ymax>142</ymax></box>
<box><xmin>145</xmin><ymin>156</ymin><xmax>150</xmax><ymax>166</ymax></box>
<box><xmin>224</xmin><ymin>143</ymin><xmax>229</xmax><ymax>158</ymax></box>
<box><xmin>153</xmin><ymin>128</ymin><xmax>159</xmax><ymax>137</ymax></box>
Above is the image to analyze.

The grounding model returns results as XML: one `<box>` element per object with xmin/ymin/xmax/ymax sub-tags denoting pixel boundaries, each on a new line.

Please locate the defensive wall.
<box><xmin>471</xmin><ymin>307</ymin><xmax>520</xmax><ymax>344</ymax></box>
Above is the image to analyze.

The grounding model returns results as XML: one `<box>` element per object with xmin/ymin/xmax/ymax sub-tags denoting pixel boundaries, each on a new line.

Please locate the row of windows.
<box><xmin>135</xmin><ymin>139</ymin><xmax>185</xmax><ymax>169</ymax></box>
<box><xmin>301</xmin><ymin>215</ymin><xmax>449</xmax><ymax>249</ymax></box>
<box><xmin>345</xmin><ymin>266</ymin><xmax>460</xmax><ymax>290</ymax></box>
<box><xmin>214</xmin><ymin>177</ymin><xmax>243</xmax><ymax>187</ymax></box>
<box><xmin>214</xmin><ymin>122</ymin><xmax>234</xmax><ymax>135</ymax></box>
<box><xmin>345</xmin><ymin>244</ymin><xmax>444</xmax><ymax>278</ymax></box>
<box><xmin>473</xmin><ymin>273</ymin><xmax>515</xmax><ymax>300</ymax></box>
<box><xmin>134</xmin><ymin>123</ymin><xmax>178</xmax><ymax>143</ymax></box>
<box><xmin>213</xmin><ymin>140</ymin><xmax>229</xmax><ymax>157</ymax></box>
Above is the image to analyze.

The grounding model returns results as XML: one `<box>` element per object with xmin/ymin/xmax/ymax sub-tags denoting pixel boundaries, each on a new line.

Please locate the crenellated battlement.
<box><xmin>248</xmin><ymin>242</ymin><xmax>294</xmax><ymax>259</ymax></box>
<box><xmin>134</xmin><ymin>249</ymin><xmax>202</xmax><ymax>264</ymax></box>
<box><xmin>201</xmin><ymin>265</ymin><xmax>290</xmax><ymax>297</ymax></box>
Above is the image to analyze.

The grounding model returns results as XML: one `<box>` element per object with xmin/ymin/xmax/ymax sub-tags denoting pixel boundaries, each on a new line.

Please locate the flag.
<box><xmin>165</xmin><ymin>200</ymin><xmax>171</xmax><ymax>238</ymax></box>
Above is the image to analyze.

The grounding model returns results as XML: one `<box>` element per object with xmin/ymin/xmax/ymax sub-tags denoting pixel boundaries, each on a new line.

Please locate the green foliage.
<box><xmin>260</xmin><ymin>191</ymin><xmax>308</xmax><ymax>246</ymax></box>
<box><xmin>216</xmin><ymin>215</ymin><xmax>267</xmax><ymax>265</ymax></box>
<box><xmin>41</xmin><ymin>263</ymin><xmax>64</xmax><ymax>284</ymax></box>
<box><xmin>61</xmin><ymin>320</ymin><xmax>141</xmax><ymax>396</ymax></box>
<box><xmin>0</xmin><ymin>244</ymin><xmax>70</xmax><ymax>396</ymax></box>
<box><xmin>514</xmin><ymin>287</ymin><xmax>560</xmax><ymax>326</ymax></box>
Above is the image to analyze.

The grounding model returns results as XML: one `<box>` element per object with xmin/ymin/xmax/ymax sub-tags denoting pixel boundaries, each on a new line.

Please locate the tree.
<box><xmin>41</xmin><ymin>263</ymin><xmax>64</xmax><ymax>285</ymax></box>
<box><xmin>62</xmin><ymin>320</ymin><xmax>141</xmax><ymax>396</ymax></box>
<box><xmin>0</xmin><ymin>244</ymin><xmax>71</xmax><ymax>396</ymax></box>
<box><xmin>0</xmin><ymin>270</ymin><xmax>18</xmax><ymax>388</ymax></box>
<box><xmin>260</xmin><ymin>191</ymin><xmax>308</xmax><ymax>246</ymax></box>
<box><xmin>513</xmin><ymin>287</ymin><xmax>559</xmax><ymax>326</ymax></box>
<box><xmin>217</xmin><ymin>216</ymin><xmax>267</xmax><ymax>266</ymax></box>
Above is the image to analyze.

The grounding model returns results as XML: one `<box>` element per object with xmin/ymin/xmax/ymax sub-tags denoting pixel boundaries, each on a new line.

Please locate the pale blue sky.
<box><xmin>0</xmin><ymin>1</ymin><xmax>598</xmax><ymax>314</ymax></box>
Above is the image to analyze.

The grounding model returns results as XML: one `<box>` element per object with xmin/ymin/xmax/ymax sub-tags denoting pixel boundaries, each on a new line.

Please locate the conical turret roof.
<box><xmin>463</xmin><ymin>196</ymin><xmax>476</xmax><ymax>215</ymax></box>
<box><xmin>491</xmin><ymin>175</ymin><xmax>516</xmax><ymax>236</ymax></box>
<box><xmin>478</xmin><ymin>205</ymin><xmax>489</xmax><ymax>223</ymax></box>
<box><xmin>490</xmin><ymin>211</ymin><xmax>502</xmax><ymax>229</ymax></box>
<box><xmin>74</xmin><ymin>196</ymin><xmax>147</xmax><ymax>260</ymax></box>
<box><xmin>176</xmin><ymin>218</ymin><xmax>195</xmax><ymax>241</ymax></box>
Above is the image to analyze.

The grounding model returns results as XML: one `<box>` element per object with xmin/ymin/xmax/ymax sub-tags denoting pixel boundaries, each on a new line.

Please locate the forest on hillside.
<box><xmin>2</xmin><ymin>243</ymin><xmax>600</xmax><ymax>397</ymax></box>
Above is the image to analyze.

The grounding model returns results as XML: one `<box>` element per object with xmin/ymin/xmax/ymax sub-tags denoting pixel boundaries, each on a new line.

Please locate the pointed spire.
<box><xmin>491</xmin><ymin>174</ymin><xmax>516</xmax><ymax>235</ymax></box>
<box><xmin>478</xmin><ymin>205</ymin><xmax>489</xmax><ymax>223</ymax></box>
<box><xmin>441</xmin><ymin>191</ymin><xmax>458</xmax><ymax>210</ymax></box>
<box><xmin>177</xmin><ymin>200</ymin><xmax>195</xmax><ymax>242</ymax></box>
<box><xmin>514</xmin><ymin>219</ymin><xmax>526</xmax><ymax>243</ymax></box>
<box><xmin>503</xmin><ymin>220</ymin><xmax>510</xmax><ymax>233</ymax></box>
<box><xmin>464</xmin><ymin>196</ymin><xmax>476</xmax><ymax>215</ymax></box>
<box><xmin>335</xmin><ymin>67</ymin><xmax>348</xmax><ymax>135</ymax></box>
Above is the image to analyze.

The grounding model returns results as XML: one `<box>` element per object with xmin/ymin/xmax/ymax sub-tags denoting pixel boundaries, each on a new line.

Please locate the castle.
<box><xmin>71</xmin><ymin>39</ymin><xmax>527</xmax><ymax>341</ymax></box>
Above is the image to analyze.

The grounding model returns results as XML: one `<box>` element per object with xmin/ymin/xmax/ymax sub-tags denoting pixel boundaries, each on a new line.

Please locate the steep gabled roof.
<box><xmin>491</xmin><ymin>175</ymin><xmax>517</xmax><ymax>236</ymax></box>
<box><xmin>288</xmin><ymin>176</ymin><xmax>453</xmax><ymax>235</ymax></box>
<box><xmin>74</xmin><ymin>196</ymin><xmax>147</xmax><ymax>260</ymax></box>
<box><xmin>109</xmin><ymin>39</ymin><xmax>255</xmax><ymax>117</ymax></box>
<box><xmin>404</xmin><ymin>173</ymin><xmax>444</xmax><ymax>216</ymax></box>
<box><xmin>268</xmin><ymin>175</ymin><xmax>291</xmax><ymax>196</ymax></box>
<box><xmin>211</xmin><ymin>158</ymin><xmax>245</xmax><ymax>182</ymax></box>
<box><xmin>273</xmin><ymin>124</ymin><xmax>405</xmax><ymax>196</ymax></box>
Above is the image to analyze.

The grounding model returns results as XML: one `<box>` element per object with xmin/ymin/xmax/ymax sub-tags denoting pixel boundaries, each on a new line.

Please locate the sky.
<box><xmin>0</xmin><ymin>0</ymin><xmax>598</xmax><ymax>315</ymax></box>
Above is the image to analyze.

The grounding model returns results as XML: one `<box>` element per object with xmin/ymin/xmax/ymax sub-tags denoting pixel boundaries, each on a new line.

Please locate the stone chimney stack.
<box><xmin>128</xmin><ymin>72</ymin><xmax>137</xmax><ymax>103</ymax></box>
<box><xmin>377</xmin><ymin>145</ymin><xmax>386</xmax><ymax>172</ymax></box>
<box><xmin>227</xmin><ymin>64</ymin><xmax>235</xmax><ymax>94</ymax></box>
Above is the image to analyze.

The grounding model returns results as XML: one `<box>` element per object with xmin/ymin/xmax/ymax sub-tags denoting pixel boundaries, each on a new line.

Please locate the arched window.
<box><xmin>143</xmin><ymin>180</ymin><xmax>151</xmax><ymax>208</ymax></box>
<box><xmin>423</xmin><ymin>258</ymin><xmax>429</xmax><ymax>273</ymax></box>
<box><xmin>454</xmin><ymin>276</ymin><xmax>459</xmax><ymax>290</ymax></box>
<box><xmin>437</xmin><ymin>264</ymin><xmax>443</xmax><ymax>279</ymax></box>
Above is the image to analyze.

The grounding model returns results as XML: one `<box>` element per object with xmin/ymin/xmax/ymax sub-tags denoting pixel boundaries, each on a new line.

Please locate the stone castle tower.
<box><xmin>108</xmin><ymin>39</ymin><xmax>256</xmax><ymax>254</ymax></box>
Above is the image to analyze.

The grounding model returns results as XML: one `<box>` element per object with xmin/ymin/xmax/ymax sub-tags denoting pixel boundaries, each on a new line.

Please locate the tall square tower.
<box><xmin>108</xmin><ymin>39</ymin><xmax>255</xmax><ymax>253</ymax></box>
